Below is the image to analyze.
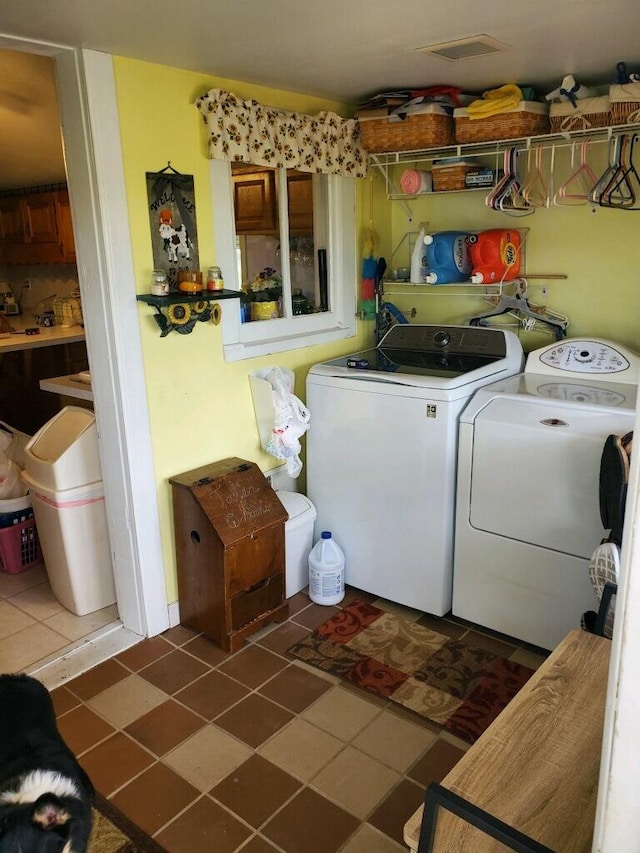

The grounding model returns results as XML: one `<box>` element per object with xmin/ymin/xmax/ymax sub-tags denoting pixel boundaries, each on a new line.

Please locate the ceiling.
<box><xmin>0</xmin><ymin>0</ymin><xmax>638</xmax><ymax>190</ymax></box>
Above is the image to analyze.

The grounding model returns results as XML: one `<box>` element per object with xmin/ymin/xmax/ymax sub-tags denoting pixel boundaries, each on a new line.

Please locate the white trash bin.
<box><xmin>276</xmin><ymin>490</ymin><xmax>316</xmax><ymax>598</ymax></box>
<box><xmin>22</xmin><ymin>407</ymin><xmax>116</xmax><ymax>616</ymax></box>
<box><xmin>24</xmin><ymin>407</ymin><xmax>102</xmax><ymax>490</ymax></box>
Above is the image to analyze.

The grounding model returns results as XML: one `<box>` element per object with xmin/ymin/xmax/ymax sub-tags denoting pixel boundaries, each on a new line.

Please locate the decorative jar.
<box><xmin>150</xmin><ymin>270</ymin><xmax>169</xmax><ymax>296</ymax></box>
<box><xmin>251</xmin><ymin>301</ymin><xmax>280</xmax><ymax>321</ymax></box>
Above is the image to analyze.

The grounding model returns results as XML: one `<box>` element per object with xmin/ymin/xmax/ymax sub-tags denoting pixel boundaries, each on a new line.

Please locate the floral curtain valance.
<box><xmin>195</xmin><ymin>88</ymin><xmax>367</xmax><ymax>179</ymax></box>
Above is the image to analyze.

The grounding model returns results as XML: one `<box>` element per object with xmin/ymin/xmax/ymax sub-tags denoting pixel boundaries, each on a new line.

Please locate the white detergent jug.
<box><xmin>308</xmin><ymin>531</ymin><xmax>345</xmax><ymax>605</ymax></box>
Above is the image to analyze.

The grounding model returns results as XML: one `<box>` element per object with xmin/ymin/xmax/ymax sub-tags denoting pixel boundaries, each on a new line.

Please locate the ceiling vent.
<box><xmin>417</xmin><ymin>35</ymin><xmax>510</xmax><ymax>61</ymax></box>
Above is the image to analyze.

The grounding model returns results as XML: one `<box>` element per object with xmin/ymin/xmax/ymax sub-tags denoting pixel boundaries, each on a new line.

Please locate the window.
<box><xmin>210</xmin><ymin>159</ymin><xmax>357</xmax><ymax>361</ymax></box>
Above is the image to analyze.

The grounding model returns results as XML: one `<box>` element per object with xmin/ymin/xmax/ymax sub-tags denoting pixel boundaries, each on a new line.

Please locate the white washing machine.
<box><xmin>306</xmin><ymin>325</ymin><xmax>524</xmax><ymax>616</ymax></box>
<box><xmin>453</xmin><ymin>337</ymin><xmax>639</xmax><ymax>650</ymax></box>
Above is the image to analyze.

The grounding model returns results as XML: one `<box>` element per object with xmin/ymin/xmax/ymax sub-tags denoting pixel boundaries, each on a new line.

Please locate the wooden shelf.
<box><xmin>136</xmin><ymin>290</ymin><xmax>240</xmax><ymax>308</ymax></box>
<box><xmin>136</xmin><ymin>290</ymin><xmax>241</xmax><ymax>336</ymax></box>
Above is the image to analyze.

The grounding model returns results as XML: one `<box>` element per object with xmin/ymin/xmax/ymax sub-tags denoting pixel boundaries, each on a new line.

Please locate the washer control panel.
<box><xmin>526</xmin><ymin>339</ymin><xmax>640</xmax><ymax>383</ymax></box>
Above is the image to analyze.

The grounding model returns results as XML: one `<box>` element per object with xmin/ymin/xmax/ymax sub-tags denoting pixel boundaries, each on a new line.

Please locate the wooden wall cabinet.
<box><xmin>54</xmin><ymin>189</ymin><xmax>76</xmax><ymax>264</ymax></box>
<box><xmin>232</xmin><ymin>168</ymin><xmax>314</xmax><ymax>235</ymax></box>
<box><xmin>0</xmin><ymin>186</ymin><xmax>76</xmax><ymax>265</ymax></box>
<box><xmin>287</xmin><ymin>171</ymin><xmax>314</xmax><ymax>234</ymax></box>
<box><xmin>0</xmin><ymin>197</ymin><xmax>25</xmax><ymax>244</ymax></box>
<box><xmin>233</xmin><ymin>169</ymin><xmax>277</xmax><ymax>234</ymax></box>
<box><xmin>170</xmin><ymin>457</ymin><xmax>289</xmax><ymax>652</ymax></box>
<box><xmin>0</xmin><ymin>339</ymin><xmax>89</xmax><ymax>435</ymax></box>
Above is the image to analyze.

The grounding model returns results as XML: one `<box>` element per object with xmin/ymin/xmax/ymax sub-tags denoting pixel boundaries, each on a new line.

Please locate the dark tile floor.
<box><xmin>49</xmin><ymin>588</ymin><xmax>548</xmax><ymax>853</ymax></box>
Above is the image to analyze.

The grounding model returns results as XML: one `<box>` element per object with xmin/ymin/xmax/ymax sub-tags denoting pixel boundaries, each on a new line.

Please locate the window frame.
<box><xmin>210</xmin><ymin>158</ymin><xmax>357</xmax><ymax>362</ymax></box>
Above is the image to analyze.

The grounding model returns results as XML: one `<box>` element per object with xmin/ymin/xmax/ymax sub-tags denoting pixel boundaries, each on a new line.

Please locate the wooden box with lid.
<box><xmin>169</xmin><ymin>457</ymin><xmax>289</xmax><ymax>652</ymax></box>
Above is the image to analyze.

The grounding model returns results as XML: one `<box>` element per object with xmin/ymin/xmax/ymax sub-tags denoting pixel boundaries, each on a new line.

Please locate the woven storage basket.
<box><xmin>432</xmin><ymin>162</ymin><xmax>474</xmax><ymax>191</ymax></box>
<box><xmin>550</xmin><ymin>96</ymin><xmax>611</xmax><ymax>132</ymax></box>
<box><xmin>609</xmin><ymin>83</ymin><xmax>640</xmax><ymax>125</ymax></box>
<box><xmin>454</xmin><ymin>102</ymin><xmax>550</xmax><ymax>143</ymax></box>
<box><xmin>357</xmin><ymin>105</ymin><xmax>454</xmax><ymax>153</ymax></box>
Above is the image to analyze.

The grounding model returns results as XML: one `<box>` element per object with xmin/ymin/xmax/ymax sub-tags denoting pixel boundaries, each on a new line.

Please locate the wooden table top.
<box><xmin>404</xmin><ymin>629</ymin><xmax>611</xmax><ymax>852</ymax></box>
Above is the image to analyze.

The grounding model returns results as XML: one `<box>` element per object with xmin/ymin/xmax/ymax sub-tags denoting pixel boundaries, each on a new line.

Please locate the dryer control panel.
<box><xmin>526</xmin><ymin>339</ymin><xmax>640</xmax><ymax>384</ymax></box>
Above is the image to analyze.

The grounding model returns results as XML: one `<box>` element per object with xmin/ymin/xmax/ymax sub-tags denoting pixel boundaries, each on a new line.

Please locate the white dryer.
<box><xmin>453</xmin><ymin>338</ymin><xmax>639</xmax><ymax>650</ymax></box>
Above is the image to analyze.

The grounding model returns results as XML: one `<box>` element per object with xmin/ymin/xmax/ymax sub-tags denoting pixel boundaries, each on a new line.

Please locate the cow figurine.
<box><xmin>158</xmin><ymin>209</ymin><xmax>194</xmax><ymax>263</ymax></box>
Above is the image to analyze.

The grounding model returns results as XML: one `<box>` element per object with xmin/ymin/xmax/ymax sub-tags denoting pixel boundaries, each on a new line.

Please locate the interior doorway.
<box><xmin>0</xmin><ymin>37</ymin><xmax>170</xmax><ymax>679</ymax></box>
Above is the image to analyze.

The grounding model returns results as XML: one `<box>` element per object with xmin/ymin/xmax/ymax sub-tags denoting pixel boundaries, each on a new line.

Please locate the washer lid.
<box><xmin>309</xmin><ymin>325</ymin><xmax>524</xmax><ymax>389</ymax></box>
<box><xmin>460</xmin><ymin>372</ymin><xmax>637</xmax><ymax>425</ymax></box>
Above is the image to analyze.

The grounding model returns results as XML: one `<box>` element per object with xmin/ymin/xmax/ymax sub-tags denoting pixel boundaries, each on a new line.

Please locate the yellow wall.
<box><xmin>112</xmin><ymin>57</ymin><xmax>369</xmax><ymax>601</ymax></box>
<box><xmin>111</xmin><ymin>56</ymin><xmax>640</xmax><ymax>604</ymax></box>
<box><xmin>369</xmin><ymin>147</ymin><xmax>640</xmax><ymax>353</ymax></box>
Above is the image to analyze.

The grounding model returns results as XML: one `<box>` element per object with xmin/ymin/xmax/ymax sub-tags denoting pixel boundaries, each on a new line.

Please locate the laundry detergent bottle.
<box><xmin>308</xmin><ymin>531</ymin><xmax>345</xmax><ymax>605</ymax></box>
<box><xmin>469</xmin><ymin>229</ymin><xmax>521</xmax><ymax>284</ymax></box>
<box><xmin>424</xmin><ymin>231</ymin><xmax>472</xmax><ymax>284</ymax></box>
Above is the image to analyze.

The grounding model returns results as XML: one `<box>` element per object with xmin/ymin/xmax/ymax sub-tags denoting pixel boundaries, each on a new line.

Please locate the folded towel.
<box><xmin>466</xmin><ymin>84</ymin><xmax>523</xmax><ymax>120</ymax></box>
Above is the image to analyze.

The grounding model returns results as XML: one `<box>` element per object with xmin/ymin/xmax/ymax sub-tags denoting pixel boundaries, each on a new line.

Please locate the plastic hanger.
<box><xmin>468</xmin><ymin>279</ymin><xmax>568</xmax><ymax>339</ymax></box>
<box><xmin>590</xmin><ymin>135</ymin><xmax>622</xmax><ymax>204</ymax></box>
<box><xmin>554</xmin><ymin>141</ymin><xmax>599</xmax><ymax>205</ymax></box>
<box><xmin>486</xmin><ymin>148</ymin><xmax>534</xmax><ymax>217</ymax></box>
<box><xmin>599</xmin><ymin>134</ymin><xmax>640</xmax><ymax>209</ymax></box>
<box><xmin>523</xmin><ymin>146</ymin><xmax>550</xmax><ymax>207</ymax></box>
<box><xmin>591</xmin><ymin>135</ymin><xmax>638</xmax><ymax>209</ymax></box>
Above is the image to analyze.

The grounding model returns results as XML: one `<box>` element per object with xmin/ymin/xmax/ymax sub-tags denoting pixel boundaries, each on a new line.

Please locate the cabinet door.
<box><xmin>0</xmin><ymin>197</ymin><xmax>24</xmax><ymax>243</ymax></box>
<box><xmin>233</xmin><ymin>170</ymin><xmax>277</xmax><ymax>233</ymax></box>
<box><xmin>55</xmin><ymin>190</ymin><xmax>76</xmax><ymax>263</ymax></box>
<box><xmin>23</xmin><ymin>193</ymin><xmax>58</xmax><ymax>243</ymax></box>
<box><xmin>287</xmin><ymin>172</ymin><xmax>314</xmax><ymax>233</ymax></box>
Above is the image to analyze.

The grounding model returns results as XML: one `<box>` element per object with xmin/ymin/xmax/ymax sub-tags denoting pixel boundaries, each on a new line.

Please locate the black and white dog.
<box><xmin>0</xmin><ymin>674</ymin><xmax>93</xmax><ymax>852</ymax></box>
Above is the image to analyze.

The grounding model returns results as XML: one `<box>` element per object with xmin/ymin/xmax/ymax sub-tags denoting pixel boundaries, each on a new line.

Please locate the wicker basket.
<box><xmin>454</xmin><ymin>102</ymin><xmax>550</xmax><ymax>143</ymax></box>
<box><xmin>549</xmin><ymin>96</ymin><xmax>611</xmax><ymax>133</ymax></box>
<box><xmin>609</xmin><ymin>83</ymin><xmax>640</xmax><ymax>125</ymax></box>
<box><xmin>432</xmin><ymin>162</ymin><xmax>475</xmax><ymax>192</ymax></box>
<box><xmin>357</xmin><ymin>105</ymin><xmax>454</xmax><ymax>153</ymax></box>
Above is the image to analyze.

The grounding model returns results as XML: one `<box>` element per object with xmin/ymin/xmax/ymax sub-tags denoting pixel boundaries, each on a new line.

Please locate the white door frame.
<box><xmin>0</xmin><ymin>36</ymin><xmax>169</xmax><ymax>637</ymax></box>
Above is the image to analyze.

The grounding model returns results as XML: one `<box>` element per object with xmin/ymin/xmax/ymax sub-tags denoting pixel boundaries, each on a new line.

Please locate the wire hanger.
<box><xmin>157</xmin><ymin>161</ymin><xmax>182</xmax><ymax>174</ymax></box>
<box><xmin>467</xmin><ymin>279</ymin><xmax>568</xmax><ymax>339</ymax></box>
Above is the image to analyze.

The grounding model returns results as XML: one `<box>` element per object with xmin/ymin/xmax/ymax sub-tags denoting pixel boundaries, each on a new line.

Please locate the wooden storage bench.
<box><xmin>404</xmin><ymin>629</ymin><xmax>610</xmax><ymax>852</ymax></box>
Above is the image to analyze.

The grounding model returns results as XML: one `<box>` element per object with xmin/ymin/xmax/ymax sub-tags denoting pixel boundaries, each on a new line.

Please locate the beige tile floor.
<box><xmin>0</xmin><ymin>562</ymin><xmax>119</xmax><ymax>673</ymax></box>
<box><xmin>5</xmin><ymin>581</ymin><xmax>550</xmax><ymax>853</ymax></box>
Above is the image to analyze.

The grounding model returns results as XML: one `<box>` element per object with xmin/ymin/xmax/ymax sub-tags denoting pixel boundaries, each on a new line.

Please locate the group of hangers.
<box><xmin>589</xmin><ymin>133</ymin><xmax>640</xmax><ymax>208</ymax></box>
<box><xmin>483</xmin><ymin>134</ymin><xmax>640</xmax><ymax>213</ymax></box>
<box><xmin>486</xmin><ymin>148</ymin><xmax>534</xmax><ymax>216</ymax></box>
<box><xmin>468</xmin><ymin>278</ymin><xmax>568</xmax><ymax>340</ymax></box>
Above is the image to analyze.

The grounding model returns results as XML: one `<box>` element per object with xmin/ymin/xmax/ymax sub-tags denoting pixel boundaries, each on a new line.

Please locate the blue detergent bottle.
<box><xmin>424</xmin><ymin>231</ymin><xmax>472</xmax><ymax>284</ymax></box>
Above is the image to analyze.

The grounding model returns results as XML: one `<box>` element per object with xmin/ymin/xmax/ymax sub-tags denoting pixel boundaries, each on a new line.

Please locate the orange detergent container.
<box><xmin>469</xmin><ymin>229</ymin><xmax>521</xmax><ymax>284</ymax></box>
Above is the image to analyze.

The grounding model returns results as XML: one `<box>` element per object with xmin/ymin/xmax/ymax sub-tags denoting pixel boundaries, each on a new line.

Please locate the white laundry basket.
<box><xmin>22</xmin><ymin>406</ymin><xmax>116</xmax><ymax>616</ymax></box>
<box><xmin>276</xmin><ymin>490</ymin><xmax>316</xmax><ymax>598</ymax></box>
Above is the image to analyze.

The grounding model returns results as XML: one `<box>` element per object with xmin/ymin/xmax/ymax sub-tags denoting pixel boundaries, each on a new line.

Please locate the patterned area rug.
<box><xmin>89</xmin><ymin>794</ymin><xmax>165</xmax><ymax>852</ymax></box>
<box><xmin>287</xmin><ymin>600</ymin><xmax>533</xmax><ymax>744</ymax></box>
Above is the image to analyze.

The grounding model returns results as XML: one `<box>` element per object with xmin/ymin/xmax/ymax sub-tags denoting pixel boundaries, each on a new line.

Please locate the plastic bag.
<box><xmin>0</xmin><ymin>452</ymin><xmax>28</xmax><ymax>499</ymax></box>
<box><xmin>263</xmin><ymin>367</ymin><xmax>311</xmax><ymax>478</ymax></box>
<box><xmin>0</xmin><ymin>421</ymin><xmax>30</xmax><ymax>470</ymax></box>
